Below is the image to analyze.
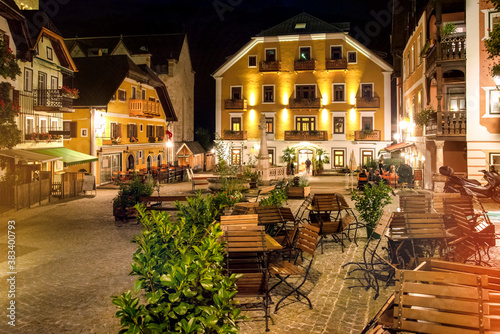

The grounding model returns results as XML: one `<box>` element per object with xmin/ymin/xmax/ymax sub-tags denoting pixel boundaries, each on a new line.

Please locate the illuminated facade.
<box><xmin>63</xmin><ymin>55</ymin><xmax>177</xmax><ymax>185</ymax></box>
<box><xmin>213</xmin><ymin>13</ymin><xmax>392</xmax><ymax>172</ymax></box>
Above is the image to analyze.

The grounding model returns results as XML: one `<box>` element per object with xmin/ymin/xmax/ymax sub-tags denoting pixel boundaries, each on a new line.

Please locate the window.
<box><xmin>230</xmin><ymin>86</ymin><xmax>242</xmax><ymax>100</ymax></box>
<box><xmin>24</xmin><ymin>68</ymin><xmax>33</xmax><ymax>92</ymax></box>
<box><xmin>361</xmin><ymin>116</ymin><xmax>373</xmax><ymax>131</ymax></box>
<box><xmin>487</xmin><ymin>11</ymin><xmax>500</xmax><ymax>38</ymax></box>
<box><xmin>156</xmin><ymin>125</ymin><xmax>164</xmax><ymax>139</ymax></box>
<box><xmin>333</xmin><ymin>150</ymin><xmax>345</xmax><ymax>167</ymax></box>
<box><xmin>38</xmin><ymin>72</ymin><xmax>47</xmax><ymax>90</ymax></box>
<box><xmin>39</xmin><ymin>118</ymin><xmax>47</xmax><ymax>132</ymax></box>
<box><xmin>417</xmin><ymin>33</ymin><xmax>422</xmax><ymax>65</ymax></box>
<box><xmin>51</xmin><ymin>76</ymin><xmax>58</xmax><ymax>89</ymax></box>
<box><xmin>361</xmin><ymin>83</ymin><xmax>373</xmax><ymax>98</ymax></box>
<box><xmin>231</xmin><ymin>149</ymin><xmax>241</xmax><ymax>165</ymax></box>
<box><xmin>299</xmin><ymin>47</ymin><xmax>311</xmax><ymax>60</ymax></box>
<box><xmin>81</xmin><ymin>129</ymin><xmax>88</xmax><ymax>137</ymax></box>
<box><xmin>447</xmin><ymin>86</ymin><xmax>466</xmax><ymax>111</ymax></box>
<box><xmin>334</xmin><ymin>117</ymin><xmax>344</xmax><ymax>134</ymax></box>
<box><xmin>118</xmin><ymin>89</ymin><xmax>126</xmax><ymax>102</ymax></box>
<box><xmin>26</xmin><ymin>117</ymin><xmax>34</xmax><ymax>134</ymax></box>
<box><xmin>361</xmin><ymin>149</ymin><xmax>374</xmax><ymax>166</ymax></box>
<box><xmin>141</xmin><ymin>89</ymin><xmax>146</xmax><ymax>100</ymax></box>
<box><xmin>51</xmin><ymin>119</ymin><xmax>58</xmax><ymax>131</ymax></box>
<box><xmin>263</xmin><ymin>85</ymin><xmax>274</xmax><ymax>103</ymax></box>
<box><xmin>266</xmin><ymin>117</ymin><xmax>274</xmax><ymax>133</ymax></box>
<box><xmin>296</xmin><ymin>117</ymin><xmax>315</xmax><ymax>131</ymax></box>
<box><xmin>147</xmin><ymin>125</ymin><xmax>155</xmax><ymax>138</ymax></box>
<box><xmin>110</xmin><ymin>123</ymin><xmax>121</xmax><ymax>139</ymax></box>
<box><xmin>231</xmin><ymin>117</ymin><xmax>241</xmax><ymax>131</ymax></box>
<box><xmin>295</xmin><ymin>85</ymin><xmax>316</xmax><ymax>99</ymax></box>
<box><xmin>411</xmin><ymin>44</ymin><xmax>415</xmax><ymax>72</ymax></box>
<box><xmin>248</xmin><ymin>55</ymin><xmax>257</xmax><ymax>67</ymax></box>
<box><xmin>406</xmin><ymin>53</ymin><xmax>410</xmax><ymax>79</ymax></box>
<box><xmin>140</xmin><ymin>124</ymin><xmax>143</xmax><ymax>132</ymax></box>
<box><xmin>490</xmin><ymin>153</ymin><xmax>500</xmax><ymax>169</ymax></box>
<box><xmin>333</xmin><ymin>84</ymin><xmax>345</xmax><ymax>102</ymax></box>
<box><xmin>63</xmin><ymin>121</ymin><xmax>77</xmax><ymax>139</ymax></box>
<box><xmin>127</xmin><ymin>124</ymin><xmax>138</xmax><ymax>140</ymax></box>
<box><xmin>131</xmin><ymin>87</ymin><xmax>137</xmax><ymax>99</ymax></box>
<box><xmin>489</xmin><ymin>90</ymin><xmax>500</xmax><ymax>115</ymax></box>
<box><xmin>265</xmin><ymin>49</ymin><xmax>276</xmax><ymax>62</ymax></box>
<box><xmin>46</xmin><ymin>46</ymin><xmax>53</xmax><ymax>60</ymax></box>
<box><xmin>347</xmin><ymin>51</ymin><xmax>357</xmax><ymax>63</ymax></box>
<box><xmin>331</xmin><ymin>46</ymin><xmax>342</xmax><ymax>60</ymax></box>
<box><xmin>268</xmin><ymin>148</ymin><xmax>275</xmax><ymax>165</ymax></box>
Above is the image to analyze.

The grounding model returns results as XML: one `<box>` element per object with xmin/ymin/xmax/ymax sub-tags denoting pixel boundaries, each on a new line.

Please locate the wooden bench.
<box><xmin>186</xmin><ymin>168</ymin><xmax>209</xmax><ymax>191</ymax></box>
<box><xmin>138</xmin><ymin>195</ymin><xmax>193</xmax><ymax>211</ymax></box>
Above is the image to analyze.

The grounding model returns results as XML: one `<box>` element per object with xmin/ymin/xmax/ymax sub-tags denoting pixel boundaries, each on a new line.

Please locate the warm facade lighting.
<box><xmin>322</xmin><ymin>93</ymin><xmax>328</xmax><ymax>106</ymax></box>
<box><xmin>282</xmin><ymin>93</ymin><xmax>288</xmax><ymax>105</ymax></box>
<box><xmin>249</xmin><ymin>93</ymin><xmax>256</xmax><ymax>106</ymax></box>
<box><xmin>394</xmin><ymin>133</ymin><xmax>401</xmax><ymax>141</ymax></box>
<box><xmin>250</xmin><ymin>109</ymin><xmax>256</xmax><ymax>122</ymax></box>
<box><xmin>350</xmin><ymin>92</ymin><xmax>356</xmax><ymax>105</ymax></box>
<box><xmin>349</xmin><ymin>108</ymin><xmax>356</xmax><ymax>122</ymax></box>
<box><xmin>322</xmin><ymin>108</ymin><xmax>328</xmax><ymax>123</ymax></box>
<box><xmin>166</xmin><ymin>141</ymin><xmax>173</xmax><ymax>148</ymax></box>
<box><xmin>282</xmin><ymin>108</ymin><xmax>288</xmax><ymax>121</ymax></box>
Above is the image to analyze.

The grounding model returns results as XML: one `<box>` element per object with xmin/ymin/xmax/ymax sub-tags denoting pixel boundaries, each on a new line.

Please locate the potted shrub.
<box><xmin>314</xmin><ymin>148</ymin><xmax>329</xmax><ymax>175</ymax></box>
<box><xmin>281</xmin><ymin>147</ymin><xmax>296</xmax><ymax>175</ymax></box>
<box><xmin>112</xmin><ymin>175</ymin><xmax>156</xmax><ymax>221</ymax></box>
<box><xmin>414</xmin><ymin>105</ymin><xmax>435</xmax><ymax>127</ymax></box>
<box><xmin>350</xmin><ymin>181</ymin><xmax>392</xmax><ymax>237</ymax></box>
<box><xmin>287</xmin><ymin>175</ymin><xmax>311</xmax><ymax>198</ymax></box>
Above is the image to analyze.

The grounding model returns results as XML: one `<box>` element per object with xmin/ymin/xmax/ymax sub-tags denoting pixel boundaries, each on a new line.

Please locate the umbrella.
<box><xmin>348</xmin><ymin>150</ymin><xmax>357</xmax><ymax>191</ymax></box>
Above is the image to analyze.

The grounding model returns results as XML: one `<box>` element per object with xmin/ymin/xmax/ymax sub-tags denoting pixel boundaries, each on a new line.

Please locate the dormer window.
<box><xmin>88</xmin><ymin>48</ymin><xmax>108</xmax><ymax>56</ymax></box>
<box><xmin>295</xmin><ymin>23</ymin><xmax>306</xmax><ymax>29</ymax></box>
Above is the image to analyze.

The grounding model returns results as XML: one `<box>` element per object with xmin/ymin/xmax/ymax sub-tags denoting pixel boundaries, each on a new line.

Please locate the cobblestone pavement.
<box><xmin>0</xmin><ymin>174</ymin><xmax>498</xmax><ymax>334</ymax></box>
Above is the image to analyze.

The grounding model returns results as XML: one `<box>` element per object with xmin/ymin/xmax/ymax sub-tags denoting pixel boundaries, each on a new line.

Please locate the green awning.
<box><xmin>0</xmin><ymin>149</ymin><xmax>61</xmax><ymax>163</ymax></box>
<box><xmin>30</xmin><ymin>148</ymin><xmax>98</xmax><ymax>166</ymax></box>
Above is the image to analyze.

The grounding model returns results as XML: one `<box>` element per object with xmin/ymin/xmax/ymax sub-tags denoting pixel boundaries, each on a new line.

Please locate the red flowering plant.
<box><xmin>60</xmin><ymin>86</ymin><xmax>79</xmax><ymax>99</ymax></box>
<box><xmin>212</xmin><ymin>190</ymin><xmax>243</xmax><ymax>215</ymax></box>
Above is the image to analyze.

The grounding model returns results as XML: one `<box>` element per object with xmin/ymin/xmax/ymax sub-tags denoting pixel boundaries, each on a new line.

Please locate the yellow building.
<box><xmin>63</xmin><ymin>55</ymin><xmax>177</xmax><ymax>185</ymax></box>
<box><xmin>212</xmin><ymin>13</ymin><xmax>392</xmax><ymax>172</ymax></box>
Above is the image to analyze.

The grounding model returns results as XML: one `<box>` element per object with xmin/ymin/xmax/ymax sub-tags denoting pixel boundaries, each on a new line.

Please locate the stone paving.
<box><xmin>0</xmin><ymin>175</ymin><xmax>498</xmax><ymax>334</ymax></box>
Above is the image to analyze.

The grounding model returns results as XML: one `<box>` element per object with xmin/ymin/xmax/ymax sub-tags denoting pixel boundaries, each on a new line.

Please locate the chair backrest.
<box><xmin>394</xmin><ymin>269</ymin><xmax>499</xmax><ymax>334</ymax></box>
<box><xmin>432</xmin><ymin>192</ymin><xmax>462</xmax><ymax>213</ymax></box>
<box><xmin>335</xmin><ymin>193</ymin><xmax>351</xmax><ymax>210</ymax></box>
<box><xmin>279</xmin><ymin>207</ymin><xmax>296</xmax><ymax>223</ymax></box>
<box><xmin>235</xmin><ymin>272</ymin><xmax>268</xmax><ymax>297</ymax></box>
<box><xmin>403</xmin><ymin>213</ymin><xmax>447</xmax><ymax>240</ymax></box>
<box><xmin>296</xmin><ymin>193</ymin><xmax>314</xmax><ymax>221</ymax></box>
<box><xmin>313</xmin><ymin>193</ymin><xmax>340</xmax><ymax>211</ymax></box>
<box><xmin>295</xmin><ymin>223</ymin><xmax>320</xmax><ymax>256</ymax></box>
<box><xmin>399</xmin><ymin>194</ymin><xmax>431</xmax><ymax>213</ymax></box>
<box><xmin>255</xmin><ymin>206</ymin><xmax>285</xmax><ymax>225</ymax></box>
<box><xmin>221</xmin><ymin>214</ymin><xmax>259</xmax><ymax>227</ymax></box>
<box><xmin>224</xmin><ymin>225</ymin><xmax>266</xmax><ymax>253</ymax></box>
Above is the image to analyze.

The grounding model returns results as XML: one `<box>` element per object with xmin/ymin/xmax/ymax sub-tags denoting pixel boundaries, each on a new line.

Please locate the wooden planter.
<box><xmin>287</xmin><ymin>186</ymin><xmax>311</xmax><ymax>198</ymax></box>
<box><xmin>113</xmin><ymin>206</ymin><xmax>138</xmax><ymax>221</ymax></box>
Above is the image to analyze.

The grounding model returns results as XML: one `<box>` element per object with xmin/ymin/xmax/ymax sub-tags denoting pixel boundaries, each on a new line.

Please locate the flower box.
<box><xmin>287</xmin><ymin>186</ymin><xmax>311</xmax><ymax>198</ymax></box>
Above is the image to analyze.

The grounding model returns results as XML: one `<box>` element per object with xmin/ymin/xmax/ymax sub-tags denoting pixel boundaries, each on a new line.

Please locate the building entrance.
<box><xmin>298</xmin><ymin>149</ymin><xmax>313</xmax><ymax>174</ymax></box>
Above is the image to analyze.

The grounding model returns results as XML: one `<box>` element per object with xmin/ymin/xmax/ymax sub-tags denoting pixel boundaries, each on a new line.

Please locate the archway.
<box><xmin>298</xmin><ymin>149</ymin><xmax>314</xmax><ymax>174</ymax></box>
<box><xmin>157</xmin><ymin>154</ymin><xmax>162</xmax><ymax>167</ymax></box>
<box><xmin>126</xmin><ymin>154</ymin><xmax>135</xmax><ymax>171</ymax></box>
<box><xmin>146</xmin><ymin>155</ymin><xmax>152</xmax><ymax>171</ymax></box>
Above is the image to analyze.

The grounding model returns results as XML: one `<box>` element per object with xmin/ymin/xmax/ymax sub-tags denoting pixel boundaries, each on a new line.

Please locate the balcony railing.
<box><xmin>223</xmin><ymin>130</ymin><xmax>247</xmax><ymax>140</ymax></box>
<box><xmin>224</xmin><ymin>99</ymin><xmax>247</xmax><ymax>110</ymax></box>
<box><xmin>294</xmin><ymin>59</ymin><xmax>316</xmax><ymax>71</ymax></box>
<box><xmin>284</xmin><ymin>130</ymin><xmax>327</xmax><ymax>141</ymax></box>
<box><xmin>24</xmin><ymin>132</ymin><xmax>63</xmax><ymax>142</ymax></box>
<box><xmin>33</xmin><ymin>89</ymin><xmax>74</xmax><ymax>112</ymax></box>
<box><xmin>289</xmin><ymin>97</ymin><xmax>321</xmax><ymax>109</ymax></box>
<box><xmin>425</xmin><ymin>110</ymin><xmax>466</xmax><ymax>137</ymax></box>
<box><xmin>325</xmin><ymin>58</ymin><xmax>347</xmax><ymax>70</ymax></box>
<box><xmin>356</xmin><ymin>96</ymin><xmax>380</xmax><ymax>108</ymax></box>
<box><xmin>259</xmin><ymin>61</ymin><xmax>281</xmax><ymax>72</ymax></box>
<box><xmin>425</xmin><ymin>36</ymin><xmax>466</xmax><ymax>71</ymax></box>
<box><xmin>354</xmin><ymin>130</ymin><xmax>381</xmax><ymax>141</ymax></box>
<box><xmin>129</xmin><ymin>99</ymin><xmax>161</xmax><ymax>117</ymax></box>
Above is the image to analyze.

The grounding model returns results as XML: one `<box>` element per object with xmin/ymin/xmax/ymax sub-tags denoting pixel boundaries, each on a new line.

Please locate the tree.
<box><xmin>0</xmin><ymin>38</ymin><xmax>21</xmax><ymax>149</ymax></box>
<box><xmin>484</xmin><ymin>0</ymin><xmax>500</xmax><ymax>77</ymax></box>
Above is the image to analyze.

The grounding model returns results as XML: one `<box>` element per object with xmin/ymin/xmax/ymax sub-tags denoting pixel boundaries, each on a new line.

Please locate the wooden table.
<box><xmin>265</xmin><ymin>234</ymin><xmax>283</xmax><ymax>250</ymax></box>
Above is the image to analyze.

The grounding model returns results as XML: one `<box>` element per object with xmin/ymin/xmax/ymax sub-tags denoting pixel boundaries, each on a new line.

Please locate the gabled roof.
<box><xmin>257</xmin><ymin>12</ymin><xmax>343</xmax><ymax>36</ymax></box>
<box><xmin>176</xmin><ymin>141</ymin><xmax>206</xmax><ymax>156</ymax></box>
<box><xmin>0</xmin><ymin>0</ymin><xmax>32</xmax><ymax>60</ymax></box>
<box><xmin>33</xmin><ymin>27</ymin><xmax>77</xmax><ymax>72</ymax></box>
<box><xmin>71</xmin><ymin>55</ymin><xmax>177</xmax><ymax>121</ymax></box>
<box><xmin>65</xmin><ymin>33</ymin><xmax>186</xmax><ymax>66</ymax></box>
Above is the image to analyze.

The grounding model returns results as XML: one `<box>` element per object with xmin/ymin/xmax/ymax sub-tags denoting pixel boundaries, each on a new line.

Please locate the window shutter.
<box><xmin>134</xmin><ymin>125</ymin><xmax>138</xmax><ymax>138</ymax></box>
<box><xmin>117</xmin><ymin>123</ymin><xmax>122</xmax><ymax>138</ymax></box>
<box><xmin>12</xmin><ymin>89</ymin><xmax>19</xmax><ymax>109</ymax></box>
<box><xmin>70</xmin><ymin>121</ymin><xmax>77</xmax><ymax>138</ymax></box>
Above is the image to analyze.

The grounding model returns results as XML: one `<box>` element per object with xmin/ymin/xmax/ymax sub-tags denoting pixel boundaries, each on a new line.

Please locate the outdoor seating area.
<box><xmin>111</xmin><ymin>165</ymin><xmax>187</xmax><ymax>184</ymax></box>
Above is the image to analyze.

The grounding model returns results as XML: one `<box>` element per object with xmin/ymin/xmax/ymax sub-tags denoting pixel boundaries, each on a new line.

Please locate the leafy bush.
<box><xmin>112</xmin><ymin>195</ymin><xmax>242</xmax><ymax>333</ymax></box>
<box><xmin>292</xmin><ymin>175</ymin><xmax>309</xmax><ymax>187</ymax></box>
<box><xmin>259</xmin><ymin>188</ymin><xmax>288</xmax><ymax>207</ymax></box>
<box><xmin>414</xmin><ymin>106</ymin><xmax>435</xmax><ymax>127</ymax></box>
<box><xmin>112</xmin><ymin>175</ymin><xmax>156</xmax><ymax>210</ymax></box>
<box><xmin>212</xmin><ymin>190</ymin><xmax>243</xmax><ymax>213</ymax></box>
<box><xmin>350</xmin><ymin>181</ymin><xmax>392</xmax><ymax>228</ymax></box>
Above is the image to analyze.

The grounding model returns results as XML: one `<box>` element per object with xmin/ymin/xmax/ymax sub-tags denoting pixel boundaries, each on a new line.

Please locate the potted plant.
<box><xmin>414</xmin><ymin>105</ymin><xmax>435</xmax><ymax>127</ymax></box>
<box><xmin>420</xmin><ymin>39</ymin><xmax>431</xmax><ymax>57</ymax></box>
<box><xmin>350</xmin><ymin>181</ymin><xmax>392</xmax><ymax>237</ymax></box>
<box><xmin>112</xmin><ymin>175</ymin><xmax>156</xmax><ymax>221</ymax></box>
<box><xmin>287</xmin><ymin>175</ymin><xmax>311</xmax><ymax>198</ymax></box>
<box><xmin>314</xmin><ymin>148</ymin><xmax>329</xmax><ymax>175</ymax></box>
<box><xmin>441</xmin><ymin>22</ymin><xmax>456</xmax><ymax>38</ymax></box>
<box><xmin>281</xmin><ymin>147</ymin><xmax>296</xmax><ymax>175</ymax></box>
<box><xmin>60</xmin><ymin>86</ymin><xmax>79</xmax><ymax>99</ymax></box>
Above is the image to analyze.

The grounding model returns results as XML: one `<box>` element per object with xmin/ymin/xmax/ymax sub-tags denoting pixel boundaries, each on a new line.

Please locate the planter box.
<box><xmin>287</xmin><ymin>186</ymin><xmax>311</xmax><ymax>198</ymax></box>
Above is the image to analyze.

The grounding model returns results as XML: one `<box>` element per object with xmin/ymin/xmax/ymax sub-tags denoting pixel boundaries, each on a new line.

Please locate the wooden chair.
<box><xmin>432</xmin><ymin>192</ymin><xmax>462</xmax><ymax>214</ymax></box>
<box><xmin>186</xmin><ymin>167</ymin><xmax>208</xmax><ymax>191</ymax></box>
<box><xmin>295</xmin><ymin>193</ymin><xmax>314</xmax><ymax>223</ymax></box>
<box><xmin>268</xmin><ymin>224</ymin><xmax>320</xmax><ymax>313</ymax></box>
<box><xmin>224</xmin><ymin>225</ymin><xmax>267</xmax><ymax>274</ymax></box>
<box><xmin>255</xmin><ymin>206</ymin><xmax>287</xmax><ymax>239</ymax></box>
<box><xmin>221</xmin><ymin>214</ymin><xmax>259</xmax><ymax>228</ymax></box>
<box><xmin>342</xmin><ymin>210</ymin><xmax>395</xmax><ymax>300</ymax></box>
<box><xmin>393</xmin><ymin>269</ymin><xmax>500</xmax><ymax>334</ymax></box>
<box><xmin>234</xmin><ymin>272</ymin><xmax>271</xmax><ymax>332</ymax></box>
<box><xmin>399</xmin><ymin>194</ymin><xmax>432</xmax><ymax>213</ymax></box>
<box><xmin>335</xmin><ymin>192</ymin><xmax>361</xmax><ymax>243</ymax></box>
<box><xmin>310</xmin><ymin>214</ymin><xmax>354</xmax><ymax>253</ymax></box>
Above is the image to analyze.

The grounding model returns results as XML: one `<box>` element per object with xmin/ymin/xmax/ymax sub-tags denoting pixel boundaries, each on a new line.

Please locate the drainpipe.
<box><xmin>90</xmin><ymin>108</ymin><xmax>96</xmax><ymax>177</ymax></box>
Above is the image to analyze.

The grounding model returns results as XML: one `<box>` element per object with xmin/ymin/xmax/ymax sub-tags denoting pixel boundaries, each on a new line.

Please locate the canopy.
<box><xmin>30</xmin><ymin>148</ymin><xmax>97</xmax><ymax>166</ymax></box>
<box><xmin>384</xmin><ymin>142</ymin><xmax>414</xmax><ymax>152</ymax></box>
<box><xmin>0</xmin><ymin>149</ymin><xmax>61</xmax><ymax>163</ymax></box>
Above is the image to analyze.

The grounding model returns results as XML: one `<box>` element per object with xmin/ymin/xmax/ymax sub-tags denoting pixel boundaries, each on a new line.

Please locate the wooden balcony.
<box><xmin>356</xmin><ymin>96</ymin><xmax>380</xmax><ymax>108</ymax></box>
<box><xmin>425</xmin><ymin>36</ymin><xmax>466</xmax><ymax>72</ymax></box>
<box><xmin>294</xmin><ymin>59</ymin><xmax>316</xmax><ymax>71</ymax></box>
<box><xmin>223</xmin><ymin>130</ymin><xmax>247</xmax><ymax>140</ymax></box>
<box><xmin>129</xmin><ymin>99</ymin><xmax>160</xmax><ymax>117</ymax></box>
<box><xmin>325</xmin><ymin>58</ymin><xmax>347</xmax><ymax>70</ymax></box>
<box><xmin>284</xmin><ymin>130</ymin><xmax>327</xmax><ymax>141</ymax></box>
<box><xmin>289</xmin><ymin>97</ymin><xmax>321</xmax><ymax>109</ymax></box>
<box><xmin>33</xmin><ymin>89</ymin><xmax>74</xmax><ymax>113</ymax></box>
<box><xmin>425</xmin><ymin>110</ymin><xmax>466</xmax><ymax>138</ymax></box>
<box><xmin>354</xmin><ymin>130</ymin><xmax>381</xmax><ymax>141</ymax></box>
<box><xmin>224</xmin><ymin>99</ymin><xmax>247</xmax><ymax>110</ymax></box>
<box><xmin>259</xmin><ymin>61</ymin><xmax>281</xmax><ymax>72</ymax></box>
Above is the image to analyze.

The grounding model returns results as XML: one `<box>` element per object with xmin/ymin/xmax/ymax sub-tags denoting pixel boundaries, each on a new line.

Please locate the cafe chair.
<box><xmin>342</xmin><ymin>210</ymin><xmax>395</xmax><ymax>300</ymax></box>
<box><xmin>310</xmin><ymin>215</ymin><xmax>354</xmax><ymax>253</ymax></box>
<box><xmin>268</xmin><ymin>223</ymin><xmax>320</xmax><ymax>313</ymax></box>
<box><xmin>234</xmin><ymin>272</ymin><xmax>271</xmax><ymax>332</ymax></box>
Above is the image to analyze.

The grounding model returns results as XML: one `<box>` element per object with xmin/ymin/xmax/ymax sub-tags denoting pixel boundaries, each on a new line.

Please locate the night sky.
<box><xmin>42</xmin><ymin>0</ymin><xmax>393</xmax><ymax>139</ymax></box>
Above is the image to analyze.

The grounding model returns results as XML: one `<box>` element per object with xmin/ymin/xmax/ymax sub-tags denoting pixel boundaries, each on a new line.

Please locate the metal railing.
<box><xmin>33</xmin><ymin>89</ymin><xmax>74</xmax><ymax>111</ymax></box>
<box><xmin>289</xmin><ymin>98</ymin><xmax>321</xmax><ymax>109</ymax></box>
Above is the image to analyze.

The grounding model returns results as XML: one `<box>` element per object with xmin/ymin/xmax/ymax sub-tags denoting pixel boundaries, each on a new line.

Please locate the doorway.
<box><xmin>298</xmin><ymin>149</ymin><xmax>313</xmax><ymax>174</ymax></box>
<box><xmin>126</xmin><ymin>154</ymin><xmax>135</xmax><ymax>171</ymax></box>
<box><xmin>147</xmin><ymin>155</ymin><xmax>152</xmax><ymax>171</ymax></box>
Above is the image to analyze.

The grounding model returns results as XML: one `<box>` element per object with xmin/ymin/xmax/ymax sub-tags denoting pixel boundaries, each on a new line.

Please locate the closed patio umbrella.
<box><xmin>348</xmin><ymin>150</ymin><xmax>357</xmax><ymax>191</ymax></box>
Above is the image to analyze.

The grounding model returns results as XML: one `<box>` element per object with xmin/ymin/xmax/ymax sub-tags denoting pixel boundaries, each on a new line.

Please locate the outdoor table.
<box><xmin>307</xmin><ymin>193</ymin><xmax>341</xmax><ymax>223</ymax></box>
<box><xmin>265</xmin><ymin>234</ymin><xmax>283</xmax><ymax>251</ymax></box>
<box><xmin>387</xmin><ymin>213</ymin><xmax>451</xmax><ymax>268</ymax></box>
